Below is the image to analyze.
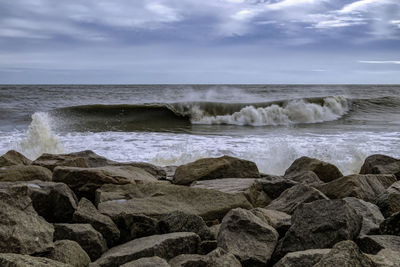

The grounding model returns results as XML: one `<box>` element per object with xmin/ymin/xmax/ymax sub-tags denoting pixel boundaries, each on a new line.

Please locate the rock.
<box><xmin>113</xmin><ymin>213</ymin><xmax>158</xmax><ymax>243</ymax></box>
<box><xmin>0</xmin><ymin>253</ymin><xmax>71</xmax><ymax>267</ymax></box>
<box><xmin>44</xmin><ymin>240</ymin><xmax>91</xmax><ymax>267</ymax></box>
<box><xmin>375</xmin><ymin>181</ymin><xmax>400</xmax><ymax>217</ymax></box>
<box><xmin>266</xmin><ymin>184</ymin><xmax>329</xmax><ymax>215</ymax></box>
<box><xmin>360</xmin><ymin>154</ymin><xmax>400</xmax><ymax>178</ymax></box>
<box><xmin>0</xmin><ymin>186</ymin><xmax>54</xmax><ymax>254</ymax></box>
<box><xmin>357</xmin><ymin>235</ymin><xmax>400</xmax><ymax>254</ymax></box>
<box><xmin>53</xmin><ymin>165</ymin><xmax>157</xmax><ymax>200</ymax></box>
<box><xmin>344</xmin><ymin>197</ymin><xmax>385</xmax><ymax>236</ymax></box>
<box><xmin>258</xmin><ymin>175</ymin><xmax>298</xmax><ymax>200</ymax></box>
<box><xmin>169</xmin><ymin>248</ymin><xmax>241</xmax><ymax>267</ymax></box>
<box><xmin>284</xmin><ymin>156</ymin><xmax>343</xmax><ymax>183</ymax></box>
<box><xmin>120</xmin><ymin>256</ymin><xmax>170</xmax><ymax>267</ymax></box>
<box><xmin>191</xmin><ymin>178</ymin><xmax>271</xmax><ymax>207</ymax></box>
<box><xmin>93</xmin><ymin>232</ymin><xmax>200</xmax><ymax>267</ymax></box>
<box><xmin>158</xmin><ymin>211</ymin><xmax>213</xmax><ymax>240</ymax></box>
<box><xmin>367</xmin><ymin>249</ymin><xmax>400</xmax><ymax>267</ymax></box>
<box><xmin>118</xmin><ymin>162</ymin><xmax>166</xmax><ymax>180</ymax></box>
<box><xmin>284</xmin><ymin>171</ymin><xmax>323</xmax><ymax>185</ymax></box>
<box><xmin>380</xmin><ymin>211</ymin><xmax>400</xmax><ymax>235</ymax></box>
<box><xmin>0</xmin><ymin>150</ymin><xmax>31</xmax><ymax>167</ymax></box>
<box><xmin>168</xmin><ymin>254</ymin><xmax>206</xmax><ymax>266</ymax></box>
<box><xmin>0</xmin><ymin>165</ymin><xmax>52</xmax><ymax>182</ymax></box>
<box><xmin>251</xmin><ymin>208</ymin><xmax>291</xmax><ymax>236</ymax></box>
<box><xmin>209</xmin><ymin>224</ymin><xmax>220</xmax><ymax>239</ymax></box>
<box><xmin>313</xmin><ymin>240</ymin><xmax>375</xmax><ymax>267</ymax></box>
<box><xmin>318</xmin><ymin>174</ymin><xmax>397</xmax><ymax>202</ymax></box>
<box><xmin>273</xmin><ymin>249</ymin><xmax>330</xmax><ymax>267</ymax></box>
<box><xmin>199</xmin><ymin>240</ymin><xmax>218</xmax><ymax>254</ymax></box>
<box><xmin>273</xmin><ymin>199</ymin><xmax>362</xmax><ymax>260</ymax></box>
<box><xmin>217</xmin><ymin>208</ymin><xmax>279</xmax><ymax>266</ymax></box>
<box><xmin>173</xmin><ymin>155</ymin><xmax>260</xmax><ymax>185</ymax></box>
<box><xmin>73</xmin><ymin>198</ymin><xmax>120</xmax><ymax>246</ymax></box>
<box><xmin>54</xmin><ymin>223</ymin><xmax>108</xmax><ymax>261</ymax></box>
<box><xmin>96</xmin><ymin>183</ymin><xmax>253</xmax><ymax>222</ymax></box>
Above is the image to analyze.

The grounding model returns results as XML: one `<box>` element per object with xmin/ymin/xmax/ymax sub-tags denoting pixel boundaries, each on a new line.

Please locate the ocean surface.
<box><xmin>1</xmin><ymin>84</ymin><xmax>399</xmax><ymax>175</ymax></box>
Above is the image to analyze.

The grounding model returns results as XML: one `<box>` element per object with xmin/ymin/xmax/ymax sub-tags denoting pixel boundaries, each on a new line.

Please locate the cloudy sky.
<box><xmin>0</xmin><ymin>0</ymin><xmax>399</xmax><ymax>84</ymax></box>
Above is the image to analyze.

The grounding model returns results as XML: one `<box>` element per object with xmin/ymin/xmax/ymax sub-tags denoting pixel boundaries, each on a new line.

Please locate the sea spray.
<box><xmin>17</xmin><ymin>112</ymin><xmax>64</xmax><ymax>159</ymax></box>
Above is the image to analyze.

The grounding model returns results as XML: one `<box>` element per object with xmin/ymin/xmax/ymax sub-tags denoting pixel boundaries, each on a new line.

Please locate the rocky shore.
<box><xmin>0</xmin><ymin>150</ymin><xmax>400</xmax><ymax>267</ymax></box>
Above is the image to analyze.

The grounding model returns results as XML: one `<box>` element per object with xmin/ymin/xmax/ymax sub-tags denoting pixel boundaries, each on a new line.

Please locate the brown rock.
<box><xmin>0</xmin><ymin>253</ymin><xmax>71</xmax><ymax>267</ymax></box>
<box><xmin>0</xmin><ymin>150</ymin><xmax>31</xmax><ymax>167</ymax></box>
<box><xmin>44</xmin><ymin>240</ymin><xmax>91</xmax><ymax>267</ymax></box>
<box><xmin>0</xmin><ymin>165</ymin><xmax>52</xmax><ymax>182</ymax></box>
<box><xmin>360</xmin><ymin>154</ymin><xmax>400</xmax><ymax>179</ymax></box>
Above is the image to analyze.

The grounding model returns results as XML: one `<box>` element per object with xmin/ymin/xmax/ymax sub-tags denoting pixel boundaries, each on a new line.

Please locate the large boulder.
<box><xmin>251</xmin><ymin>208</ymin><xmax>291</xmax><ymax>236</ymax></box>
<box><xmin>44</xmin><ymin>240</ymin><xmax>91</xmax><ymax>267</ymax></box>
<box><xmin>173</xmin><ymin>155</ymin><xmax>260</xmax><ymax>185</ymax></box>
<box><xmin>266</xmin><ymin>184</ymin><xmax>329</xmax><ymax>215</ymax></box>
<box><xmin>93</xmin><ymin>232</ymin><xmax>200</xmax><ymax>267</ymax></box>
<box><xmin>273</xmin><ymin>249</ymin><xmax>330</xmax><ymax>267</ymax></box>
<box><xmin>367</xmin><ymin>249</ymin><xmax>400</xmax><ymax>267</ymax></box>
<box><xmin>258</xmin><ymin>175</ymin><xmax>298</xmax><ymax>200</ymax></box>
<box><xmin>380</xmin><ymin>211</ymin><xmax>400</xmax><ymax>235</ymax></box>
<box><xmin>273</xmin><ymin>199</ymin><xmax>362</xmax><ymax>260</ymax></box>
<box><xmin>318</xmin><ymin>174</ymin><xmax>396</xmax><ymax>202</ymax></box>
<box><xmin>360</xmin><ymin>154</ymin><xmax>400</xmax><ymax>178</ymax></box>
<box><xmin>54</xmin><ymin>223</ymin><xmax>108</xmax><ymax>261</ymax></box>
<box><xmin>357</xmin><ymin>235</ymin><xmax>400</xmax><ymax>254</ymax></box>
<box><xmin>284</xmin><ymin>171</ymin><xmax>323</xmax><ymax>185</ymax></box>
<box><xmin>0</xmin><ymin>253</ymin><xmax>71</xmax><ymax>267</ymax></box>
<box><xmin>0</xmin><ymin>150</ymin><xmax>31</xmax><ymax>167</ymax></box>
<box><xmin>0</xmin><ymin>165</ymin><xmax>52</xmax><ymax>182</ymax></box>
<box><xmin>375</xmin><ymin>181</ymin><xmax>400</xmax><ymax>217</ymax></box>
<box><xmin>284</xmin><ymin>156</ymin><xmax>343</xmax><ymax>183</ymax></box>
<box><xmin>112</xmin><ymin>213</ymin><xmax>158</xmax><ymax>243</ymax></box>
<box><xmin>73</xmin><ymin>198</ymin><xmax>120</xmax><ymax>246</ymax></box>
<box><xmin>96</xmin><ymin>183</ymin><xmax>253</xmax><ymax>222</ymax></box>
<box><xmin>217</xmin><ymin>208</ymin><xmax>279</xmax><ymax>266</ymax></box>
<box><xmin>169</xmin><ymin>248</ymin><xmax>241</xmax><ymax>267</ymax></box>
<box><xmin>120</xmin><ymin>256</ymin><xmax>170</xmax><ymax>267</ymax></box>
<box><xmin>0</xmin><ymin>186</ymin><xmax>54</xmax><ymax>254</ymax></box>
<box><xmin>313</xmin><ymin>240</ymin><xmax>375</xmax><ymax>267</ymax></box>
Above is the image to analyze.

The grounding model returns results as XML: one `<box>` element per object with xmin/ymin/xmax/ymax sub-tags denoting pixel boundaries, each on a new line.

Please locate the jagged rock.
<box><xmin>258</xmin><ymin>175</ymin><xmax>298</xmax><ymax>200</ymax></box>
<box><xmin>0</xmin><ymin>165</ymin><xmax>52</xmax><ymax>182</ymax></box>
<box><xmin>169</xmin><ymin>248</ymin><xmax>241</xmax><ymax>267</ymax></box>
<box><xmin>96</xmin><ymin>183</ymin><xmax>252</xmax><ymax>222</ymax></box>
<box><xmin>209</xmin><ymin>224</ymin><xmax>220</xmax><ymax>239</ymax></box>
<box><xmin>199</xmin><ymin>240</ymin><xmax>218</xmax><ymax>254</ymax></box>
<box><xmin>273</xmin><ymin>249</ymin><xmax>330</xmax><ymax>267</ymax></box>
<box><xmin>318</xmin><ymin>174</ymin><xmax>396</xmax><ymax>202</ymax></box>
<box><xmin>0</xmin><ymin>186</ymin><xmax>54</xmax><ymax>254</ymax></box>
<box><xmin>344</xmin><ymin>197</ymin><xmax>384</xmax><ymax>236</ymax></box>
<box><xmin>367</xmin><ymin>249</ymin><xmax>400</xmax><ymax>267</ymax></box>
<box><xmin>266</xmin><ymin>184</ymin><xmax>328</xmax><ymax>215</ymax></box>
<box><xmin>120</xmin><ymin>256</ymin><xmax>170</xmax><ymax>267</ymax></box>
<box><xmin>0</xmin><ymin>253</ymin><xmax>71</xmax><ymax>267</ymax></box>
<box><xmin>251</xmin><ymin>208</ymin><xmax>291</xmax><ymax>236</ymax></box>
<box><xmin>380</xmin><ymin>211</ymin><xmax>400</xmax><ymax>235</ymax></box>
<box><xmin>357</xmin><ymin>235</ymin><xmax>400</xmax><ymax>254</ymax></box>
<box><xmin>284</xmin><ymin>171</ymin><xmax>323</xmax><ymax>185</ymax></box>
<box><xmin>118</xmin><ymin>162</ymin><xmax>166</xmax><ymax>180</ymax></box>
<box><xmin>44</xmin><ymin>240</ymin><xmax>91</xmax><ymax>267</ymax></box>
<box><xmin>313</xmin><ymin>240</ymin><xmax>375</xmax><ymax>267</ymax></box>
<box><xmin>93</xmin><ymin>232</ymin><xmax>200</xmax><ymax>267</ymax></box>
<box><xmin>0</xmin><ymin>150</ymin><xmax>31</xmax><ymax>167</ymax></box>
<box><xmin>113</xmin><ymin>213</ymin><xmax>158</xmax><ymax>243</ymax></box>
<box><xmin>217</xmin><ymin>208</ymin><xmax>279</xmax><ymax>266</ymax></box>
<box><xmin>375</xmin><ymin>181</ymin><xmax>400</xmax><ymax>217</ymax></box>
<box><xmin>284</xmin><ymin>156</ymin><xmax>343</xmax><ymax>183</ymax></box>
<box><xmin>168</xmin><ymin>254</ymin><xmax>205</xmax><ymax>266</ymax></box>
<box><xmin>173</xmin><ymin>155</ymin><xmax>260</xmax><ymax>185</ymax></box>
<box><xmin>273</xmin><ymin>199</ymin><xmax>362</xmax><ymax>260</ymax></box>
<box><xmin>360</xmin><ymin>154</ymin><xmax>400</xmax><ymax>179</ymax></box>
<box><xmin>54</xmin><ymin>223</ymin><xmax>108</xmax><ymax>261</ymax></box>
<box><xmin>158</xmin><ymin>211</ymin><xmax>213</xmax><ymax>240</ymax></box>
<box><xmin>73</xmin><ymin>198</ymin><xmax>120</xmax><ymax>246</ymax></box>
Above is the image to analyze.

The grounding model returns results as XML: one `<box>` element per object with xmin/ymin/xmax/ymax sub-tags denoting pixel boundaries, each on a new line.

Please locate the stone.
<box><xmin>273</xmin><ymin>249</ymin><xmax>330</xmax><ymax>267</ymax></box>
<box><xmin>367</xmin><ymin>249</ymin><xmax>400</xmax><ymax>267</ymax></box>
<box><xmin>173</xmin><ymin>155</ymin><xmax>260</xmax><ymax>185</ymax></box>
<box><xmin>120</xmin><ymin>256</ymin><xmax>170</xmax><ymax>267</ymax></box>
<box><xmin>73</xmin><ymin>198</ymin><xmax>120</xmax><ymax>246</ymax></box>
<box><xmin>169</xmin><ymin>248</ymin><xmax>241</xmax><ymax>267</ymax></box>
<box><xmin>284</xmin><ymin>156</ymin><xmax>343</xmax><ymax>183</ymax></box>
<box><xmin>251</xmin><ymin>208</ymin><xmax>291</xmax><ymax>236</ymax></box>
<box><xmin>273</xmin><ymin>199</ymin><xmax>362</xmax><ymax>260</ymax></box>
<box><xmin>96</xmin><ymin>183</ymin><xmax>253</xmax><ymax>222</ymax></box>
<box><xmin>44</xmin><ymin>240</ymin><xmax>91</xmax><ymax>267</ymax></box>
<box><xmin>357</xmin><ymin>235</ymin><xmax>400</xmax><ymax>254</ymax></box>
<box><xmin>54</xmin><ymin>223</ymin><xmax>108</xmax><ymax>261</ymax></box>
<box><xmin>217</xmin><ymin>208</ymin><xmax>279</xmax><ymax>266</ymax></box>
<box><xmin>360</xmin><ymin>154</ymin><xmax>400</xmax><ymax>179</ymax></box>
<box><xmin>0</xmin><ymin>150</ymin><xmax>31</xmax><ymax>167</ymax></box>
<box><xmin>258</xmin><ymin>175</ymin><xmax>298</xmax><ymax>200</ymax></box>
<box><xmin>113</xmin><ymin>213</ymin><xmax>158</xmax><ymax>243</ymax></box>
<box><xmin>313</xmin><ymin>240</ymin><xmax>375</xmax><ymax>267</ymax></box>
<box><xmin>0</xmin><ymin>165</ymin><xmax>52</xmax><ymax>182</ymax></box>
<box><xmin>0</xmin><ymin>253</ymin><xmax>71</xmax><ymax>267</ymax></box>
<box><xmin>93</xmin><ymin>232</ymin><xmax>200</xmax><ymax>267</ymax></box>
<box><xmin>375</xmin><ymin>181</ymin><xmax>400</xmax><ymax>217</ymax></box>
<box><xmin>284</xmin><ymin>171</ymin><xmax>323</xmax><ymax>185</ymax></box>
<box><xmin>266</xmin><ymin>184</ymin><xmax>328</xmax><ymax>215</ymax></box>
<box><xmin>380</xmin><ymin>211</ymin><xmax>400</xmax><ymax>235</ymax></box>
<box><xmin>158</xmin><ymin>211</ymin><xmax>213</xmax><ymax>240</ymax></box>
<box><xmin>199</xmin><ymin>240</ymin><xmax>217</xmax><ymax>255</ymax></box>
<box><xmin>168</xmin><ymin>254</ymin><xmax>206</xmax><ymax>267</ymax></box>
<box><xmin>344</xmin><ymin>197</ymin><xmax>385</xmax><ymax>236</ymax></box>
<box><xmin>209</xmin><ymin>224</ymin><xmax>220</xmax><ymax>239</ymax></box>
<box><xmin>318</xmin><ymin>174</ymin><xmax>396</xmax><ymax>202</ymax></box>
<box><xmin>0</xmin><ymin>186</ymin><xmax>54</xmax><ymax>254</ymax></box>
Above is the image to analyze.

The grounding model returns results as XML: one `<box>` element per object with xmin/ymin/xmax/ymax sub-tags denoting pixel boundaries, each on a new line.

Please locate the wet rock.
<box><xmin>360</xmin><ymin>154</ymin><xmax>400</xmax><ymax>179</ymax></box>
<box><xmin>0</xmin><ymin>150</ymin><xmax>31</xmax><ymax>167</ymax></box>
<box><xmin>284</xmin><ymin>156</ymin><xmax>343</xmax><ymax>183</ymax></box>
<box><xmin>251</xmin><ymin>208</ymin><xmax>291</xmax><ymax>236</ymax></box>
<box><xmin>0</xmin><ymin>165</ymin><xmax>52</xmax><ymax>182</ymax></box>
<box><xmin>169</xmin><ymin>248</ymin><xmax>241</xmax><ymax>267</ymax></box>
<box><xmin>173</xmin><ymin>155</ymin><xmax>260</xmax><ymax>185</ymax></box>
<box><xmin>357</xmin><ymin>235</ymin><xmax>400</xmax><ymax>254</ymax></box>
<box><xmin>284</xmin><ymin>171</ymin><xmax>323</xmax><ymax>185</ymax></box>
<box><xmin>380</xmin><ymin>211</ymin><xmax>400</xmax><ymax>236</ymax></box>
<box><xmin>93</xmin><ymin>232</ymin><xmax>200</xmax><ymax>267</ymax></box>
<box><xmin>44</xmin><ymin>240</ymin><xmax>91</xmax><ymax>267</ymax></box>
<box><xmin>375</xmin><ymin>181</ymin><xmax>400</xmax><ymax>217</ymax></box>
<box><xmin>0</xmin><ymin>253</ymin><xmax>70</xmax><ymax>267</ymax></box>
<box><xmin>273</xmin><ymin>249</ymin><xmax>330</xmax><ymax>267</ymax></box>
<box><xmin>367</xmin><ymin>249</ymin><xmax>400</xmax><ymax>267</ymax></box>
<box><xmin>120</xmin><ymin>256</ymin><xmax>170</xmax><ymax>267</ymax></box>
<box><xmin>217</xmin><ymin>208</ymin><xmax>279</xmax><ymax>266</ymax></box>
<box><xmin>266</xmin><ymin>184</ymin><xmax>328</xmax><ymax>215</ymax></box>
<box><xmin>318</xmin><ymin>174</ymin><xmax>396</xmax><ymax>202</ymax></box>
<box><xmin>258</xmin><ymin>175</ymin><xmax>297</xmax><ymax>200</ymax></box>
<box><xmin>54</xmin><ymin>223</ymin><xmax>108</xmax><ymax>261</ymax></box>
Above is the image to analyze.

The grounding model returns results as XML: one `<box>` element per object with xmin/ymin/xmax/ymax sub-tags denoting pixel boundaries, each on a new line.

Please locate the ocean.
<box><xmin>1</xmin><ymin>84</ymin><xmax>399</xmax><ymax>175</ymax></box>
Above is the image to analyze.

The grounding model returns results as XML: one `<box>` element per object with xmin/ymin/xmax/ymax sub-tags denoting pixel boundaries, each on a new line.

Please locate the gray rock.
<box><xmin>375</xmin><ymin>181</ymin><xmax>400</xmax><ymax>217</ymax></box>
<box><xmin>273</xmin><ymin>249</ymin><xmax>330</xmax><ymax>267</ymax></box>
<box><xmin>199</xmin><ymin>240</ymin><xmax>218</xmax><ymax>255</ymax></box>
<box><xmin>367</xmin><ymin>249</ymin><xmax>400</xmax><ymax>267</ymax></box>
<box><xmin>266</xmin><ymin>184</ymin><xmax>329</xmax><ymax>215</ymax></box>
<box><xmin>209</xmin><ymin>224</ymin><xmax>220</xmax><ymax>240</ymax></box>
<box><xmin>360</xmin><ymin>154</ymin><xmax>400</xmax><ymax>179</ymax></box>
<box><xmin>217</xmin><ymin>208</ymin><xmax>279</xmax><ymax>266</ymax></box>
<box><xmin>380</xmin><ymin>211</ymin><xmax>400</xmax><ymax>235</ymax></box>
<box><xmin>357</xmin><ymin>235</ymin><xmax>400</xmax><ymax>254</ymax></box>
<box><xmin>44</xmin><ymin>240</ymin><xmax>91</xmax><ymax>267</ymax></box>
<box><xmin>54</xmin><ymin>223</ymin><xmax>108</xmax><ymax>261</ymax></box>
<box><xmin>258</xmin><ymin>175</ymin><xmax>298</xmax><ymax>200</ymax></box>
<box><xmin>0</xmin><ymin>253</ymin><xmax>71</xmax><ymax>267</ymax></box>
<box><xmin>120</xmin><ymin>256</ymin><xmax>170</xmax><ymax>267</ymax></box>
<box><xmin>168</xmin><ymin>254</ymin><xmax>206</xmax><ymax>267</ymax></box>
<box><xmin>284</xmin><ymin>171</ymin><xmax>323</xmax><ymax>186</ymax></box>
<box><xmin>93</xmin><ymin>232</ymin><xmax>200</xmax><ymax>267</ymax></box>
<box><xmin>173</xmin><ymin>155</ymin><xmax>260</xmax><ymax>185</ymax></box>
<box><xmin>0</xmin><ymin>165</ymin><xmax>52</xmax><ymax>182</ymax></box>
<box><xmin>169</xmin><ymin>248</ymin><xmax>241</xmax><ymax>267</ymax></box>
<box><xmin>251</xmin><ymin>208</ymin><xmax>291</xmax><ymax>236</ymax></box>
<box><xmin>113</xmin><ymin>213</ymin><xmax>158</xmax><ymax>243</ymax></box>
<box><xmin>0</xmin><ymin>150</ymin><xmax>31</xmax><ymax>167</ymax></box>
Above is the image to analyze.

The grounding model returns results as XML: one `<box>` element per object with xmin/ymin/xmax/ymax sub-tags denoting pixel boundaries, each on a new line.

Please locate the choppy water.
<box><xmin>1</xmin><ymin>84</ymin><xmax>399</xmax><ymax>175</ymax></box>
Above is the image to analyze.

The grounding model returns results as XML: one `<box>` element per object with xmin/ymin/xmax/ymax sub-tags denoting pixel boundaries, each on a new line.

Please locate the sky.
<box><xmin>0</xmin><ymin>0</ymin><xmax>399</xmax><ymax>84</ymax></box>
